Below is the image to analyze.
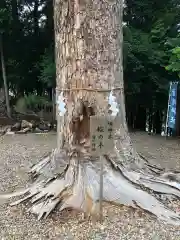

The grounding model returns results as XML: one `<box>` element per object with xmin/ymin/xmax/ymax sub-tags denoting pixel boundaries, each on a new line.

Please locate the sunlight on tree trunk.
<box><xmin>0</xmin><ymin>34</ymin><xmax>11</xmax><ymax>118</ymax></box>
<box><xmin>1</xmin><ymin>0</ymin><xmax>180</xmax><ymax>225</ymax></box>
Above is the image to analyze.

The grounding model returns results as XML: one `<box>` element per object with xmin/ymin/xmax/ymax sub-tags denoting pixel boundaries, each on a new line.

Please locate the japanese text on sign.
<box><xmin>167</xmin><ymin>82</ymin><xmax>178</xmax><ymax>129</ymax></box>
<box><xmin>90</xmin><ymin>116</ymin><xmax>117</xmax><ymax>155</ymax></box>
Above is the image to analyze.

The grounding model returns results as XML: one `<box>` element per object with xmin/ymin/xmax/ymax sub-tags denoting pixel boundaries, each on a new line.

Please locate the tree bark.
<box><xmin>54</xmin><ymin>0</ymin><xmax>142</xmax><ymax>169</ymax></box>
<box><xmin>55</xmin><ymin>0</ymin><xmax>122</xmax><ymax>148</ymax></box>
<box><xmin>1</xmin><ymin>0</ymin><xmax>180</xmax><ymax>225</ymax></box>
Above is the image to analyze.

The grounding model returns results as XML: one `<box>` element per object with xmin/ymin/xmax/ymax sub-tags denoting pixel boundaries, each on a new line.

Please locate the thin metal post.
<box><xmin>99</xmin><ymin>155</ymin><xmax>103</xmax><ymax>222</ymax></box>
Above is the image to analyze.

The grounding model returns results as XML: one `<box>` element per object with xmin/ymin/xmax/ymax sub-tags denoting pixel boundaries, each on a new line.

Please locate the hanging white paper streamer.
<box><xmin>57</xmin><ymin>92</ymin><xmax>66</xmax><ymax>116</ymax></box>
<box><xmin>108</xmin><ymin>91</ymin><xmax>119</xmax><ymax>117</ymax></box>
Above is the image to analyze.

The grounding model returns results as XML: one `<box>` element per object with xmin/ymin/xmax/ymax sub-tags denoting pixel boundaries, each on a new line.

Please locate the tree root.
<box><xmin>0</xmin><ymin>148</ymin><xmax>180</xmax><ymax>225</ymax></box>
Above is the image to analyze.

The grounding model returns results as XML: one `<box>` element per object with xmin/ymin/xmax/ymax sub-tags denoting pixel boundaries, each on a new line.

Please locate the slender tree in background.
<box><xmin>0</xmin><ymin>34</ymin><xmax>11</xmax><ymax>117</ymax></box>
<box><xmin>1</xmin><ymin>0</ymin><xmax>180</xmax><ymax>225</ymax></box>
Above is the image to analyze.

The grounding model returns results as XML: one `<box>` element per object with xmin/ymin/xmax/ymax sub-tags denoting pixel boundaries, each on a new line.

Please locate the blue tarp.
<box><xmin>167</xmin><ymin>82</ymin><xmax>178</xmax><ymax>129</ymax></box>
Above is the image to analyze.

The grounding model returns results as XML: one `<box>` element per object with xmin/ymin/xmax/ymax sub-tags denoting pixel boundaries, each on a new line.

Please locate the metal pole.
<box><xmin>165</xmin><ymin>82</ymin><xmax>172</xmax><ymax>137</ymax></box>
<box><xmin>99</xmin><ymin>155</ymin><xmax>103</xmax><ymax>222</ymax></box>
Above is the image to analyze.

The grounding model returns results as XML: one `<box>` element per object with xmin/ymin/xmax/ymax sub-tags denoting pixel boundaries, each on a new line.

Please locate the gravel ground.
<box><xmin>0</xmin><ymin>132</ymin><xmax>180</xmax><ymax>240</ymax></box>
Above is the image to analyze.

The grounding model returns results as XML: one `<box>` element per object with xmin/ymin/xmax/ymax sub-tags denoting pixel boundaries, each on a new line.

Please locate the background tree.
<box><xmin>0</xmin><ymin>0</ymin><xmax>11</xmax><ymax>117</ymax></box>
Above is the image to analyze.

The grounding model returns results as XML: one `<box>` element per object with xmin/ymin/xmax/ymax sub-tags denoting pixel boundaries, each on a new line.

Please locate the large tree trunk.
<box><xmin>1</xmin><ymin>0</ymin><xmax>180</xmax><ymax>225</ymax></box>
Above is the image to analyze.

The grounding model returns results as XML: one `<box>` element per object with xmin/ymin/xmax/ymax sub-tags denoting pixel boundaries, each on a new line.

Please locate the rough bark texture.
<box><xmin>55</xmin><ymin>0</ymin><xmax>142</xmax><ymax>169</ymax></box>
<box><xmin>55</xmin><ymin>0</ymin><xmax>122</xmax><ymax>150</ymax></box>
<box><xmin>1</xmin><ymin>0</ymin><xmax>180</xmax><ymax>225</ymax></box>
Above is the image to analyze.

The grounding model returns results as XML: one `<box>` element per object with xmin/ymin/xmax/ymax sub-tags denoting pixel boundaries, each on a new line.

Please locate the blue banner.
<box><xmin>167</xmin><ymin>82</ymin><xmax>178</xmax><ymax>129</ymax></box>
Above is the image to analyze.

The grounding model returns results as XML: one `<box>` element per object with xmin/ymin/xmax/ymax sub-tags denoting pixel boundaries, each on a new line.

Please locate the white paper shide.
<box><xmin>57</xmin><ymin>92</ymin><xmax>67</xmax><ymax>116</ymax></box>
<box><xmin>108</xmin><ymin>91</ymin><xmax>119</xmax><ymax>116</ymax></box>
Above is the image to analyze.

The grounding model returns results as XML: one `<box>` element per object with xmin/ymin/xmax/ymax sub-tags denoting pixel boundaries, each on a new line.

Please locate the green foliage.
<box><xmin>0</xmin><ymin>1</ymin><xmax>11</xmax><ymax>33</ymax></box>
<box><xmin>166</xmin><ymin>36</ymin><xmax>180</xmax><ymax>78</ymax></box>
<box><xmin>14</xmin><ymin>96</ymin><xmax>27</xmax><ymax>113</ymax></box>
<box><xmin>124</xmin><ymin>0</ymin><xmax>180</xmax><ymax>112</ymax></box>
<box><xmin>38</xmin><ymin>47</ymin><xmax>56</xmax><ymax>88</ymax></box>
<box><xmin>15</xmin><ymin>94</ymin><xmax>52</xmax><ymax>113</ymax></box>
<box><xmin>0</xmin><ymin>0</ymin><xmax>54</xmax><ymax>95</ymax></box>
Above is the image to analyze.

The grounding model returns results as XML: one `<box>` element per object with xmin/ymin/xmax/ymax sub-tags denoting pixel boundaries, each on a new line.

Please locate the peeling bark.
<box><xmin>1</xmin><ymin>0</ymin><xmax>180</xmax><ymax>225</ymax></box>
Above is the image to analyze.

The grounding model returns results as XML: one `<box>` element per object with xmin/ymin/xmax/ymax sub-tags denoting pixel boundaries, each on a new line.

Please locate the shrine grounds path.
<box><xmin>0</xmin><ymin>132</ymin><xmax>180</xmax><ymax>240</ymax></box>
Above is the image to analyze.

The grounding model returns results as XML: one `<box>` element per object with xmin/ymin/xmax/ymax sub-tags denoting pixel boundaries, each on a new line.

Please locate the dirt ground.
<box><xmin>131</xmin><ymin>132</ymin><xmax>180</xmax><ymax>170</ymax></box>
<box><xmin>0</xmin><ymin>132</ymin><xmax>180</xmax><ymax>240</ymax></box>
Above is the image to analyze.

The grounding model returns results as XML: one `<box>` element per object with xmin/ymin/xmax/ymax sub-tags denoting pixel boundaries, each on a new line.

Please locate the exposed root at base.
<box><xmin>0</xmin><ymin>149</ymin><xmax>180</xmax><ymax>225</ymax></box>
